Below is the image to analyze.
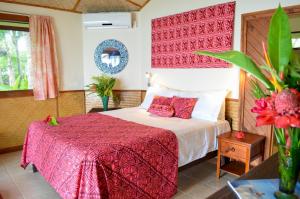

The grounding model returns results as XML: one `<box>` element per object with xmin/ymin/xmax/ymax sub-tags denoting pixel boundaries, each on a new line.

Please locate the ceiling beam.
<box><xmin>126</xmin><ymin>0</ymin><xmax>142</xmax><ymax>8</ymax></box>
<box><xmin>0</xmin><ymin>0</ymin><xmax>82</xmax><ymax>14</ymax></box>
<box><xmin>140</xmin><ymin>0</ymin><xmax>150</xmax><ymax>10</ymax></box>
<box><xmin>72</xmin><ymin>0</ymin><xmax>81</xmax><ymax>11</ymax></box>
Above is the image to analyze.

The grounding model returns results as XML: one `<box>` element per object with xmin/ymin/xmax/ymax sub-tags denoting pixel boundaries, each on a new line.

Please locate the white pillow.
<box><xmin>191</xmin><ymin>90</ymin><xmax>228</xmax><ymax>122</ymax></box>
<box><xmin>140</xmin><ymin>86</ymin><xmax>177</xmax><ymax>109</ymax></box>
<box><xmin>218</xmin><ymin>101</ymin><xmax>226</xmax><ymax>121</ymax></box>
<box><xmin>141</xmin><ymin>84</ymin><xmax>227</xmax><ymax>121</ymax></box>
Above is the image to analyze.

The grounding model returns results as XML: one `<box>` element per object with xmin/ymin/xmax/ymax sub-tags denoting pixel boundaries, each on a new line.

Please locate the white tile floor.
<box><xmin>0</xmin><ymin>151</ymin><xmax>236</xmax><ymax>199</ymax></box>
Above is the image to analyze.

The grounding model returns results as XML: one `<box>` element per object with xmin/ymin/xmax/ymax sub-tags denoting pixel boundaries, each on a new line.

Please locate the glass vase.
<box><xmin>275</xmin><ymin>143</ymin><xmax>300</xmax><ymax>199</ymax></box>
<box><xmin>101</xmin><ymin>96</ymin><xmax>109</xmax><ymax>111</ymax></box>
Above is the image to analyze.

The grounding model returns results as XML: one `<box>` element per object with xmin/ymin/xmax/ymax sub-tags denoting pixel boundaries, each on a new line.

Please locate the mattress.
<box><xmin>103</xmin><ymin>107</ymin><xmax>231</xmax><ymax>167</ymax></box>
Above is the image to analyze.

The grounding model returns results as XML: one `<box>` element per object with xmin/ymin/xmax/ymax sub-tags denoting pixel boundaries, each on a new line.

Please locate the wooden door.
<box><xmin>241</xmin><ymin>16</ymin><xmax>273</xmax><ymax>160</ymax></box>
<box><xmin>240</xmin><ymin>5</ymin><xmax>300</xmax><ymax>159</ymax></box>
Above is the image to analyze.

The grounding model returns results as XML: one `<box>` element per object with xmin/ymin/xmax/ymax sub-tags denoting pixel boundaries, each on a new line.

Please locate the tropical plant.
<box><xmin>88</xmin><ymin>75</ymin><xmax>116</xmax><ymax>97</ymax></box>
<box><xmin>196</xmin><ymin>5</ymin><xmax>300</xmax><ymax>199</ymax></box>
<box><xmin>0</xmin><ymin>29</ymin><xmax>30</xmax><ymax>91</ymax></box>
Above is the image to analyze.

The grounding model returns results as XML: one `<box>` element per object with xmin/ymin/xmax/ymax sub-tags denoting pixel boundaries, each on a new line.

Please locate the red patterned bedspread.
<box><xmin>21</xmin><ymin>113</ymin><xmax>178</xmax><ymax>199</ymax></box>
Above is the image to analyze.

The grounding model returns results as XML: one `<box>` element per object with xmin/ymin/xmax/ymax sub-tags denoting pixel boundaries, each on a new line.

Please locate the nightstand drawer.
<box><xmin>220</xmin><ymin>141</ymin><xmax>246</xmax><ymax>160</ymax></box>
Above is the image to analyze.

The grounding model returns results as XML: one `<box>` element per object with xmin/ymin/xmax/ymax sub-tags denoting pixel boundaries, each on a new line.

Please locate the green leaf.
<box><xmin>250</xmin><ymin>79</ymin><xmax>267</xmax><ymax>99</ymax></box>
<box><xmin>91</xmin><ymin>75</ymin><xmax>116</xmax><ymax>97</ymax></box>
<box><xmin>268</xmin><ymin>5</ymin><xmax>292</xmax><ymax>73</ymax></box>
<box><xmin>195</xmin><ymin>50</ymin><xmax>274</xmax><ymax>89</ymax></box>
<box><xmin>289</xmin><ymin>51</ymin><xmax>300</xmax><ymax>78</ymax></box>
<box><xmin>49</xmin><ymin>117</ymin><xmax>59</xmax><ymax>126</ymax></box>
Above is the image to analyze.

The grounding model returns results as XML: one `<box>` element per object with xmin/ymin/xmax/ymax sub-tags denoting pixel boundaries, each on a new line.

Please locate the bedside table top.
<box><xmin>88</xmin><ymin>107</ymin><xmax>121</xmax><ymax>113</ymax></box>
<box><xmin>218</xmin><ymin>131</ymin><xmax>265</xmax><ymax>146</ymax></box>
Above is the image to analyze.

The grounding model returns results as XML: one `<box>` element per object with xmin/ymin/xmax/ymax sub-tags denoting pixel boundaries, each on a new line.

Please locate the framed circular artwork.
<box><xmin>94</xmin><ymin>39</ymin><xmax>129</xmax><ymax>74</ymax></box>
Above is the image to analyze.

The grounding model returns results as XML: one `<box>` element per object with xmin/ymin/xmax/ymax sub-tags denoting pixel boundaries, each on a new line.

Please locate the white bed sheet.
<box><xmin>102</xmin><ymin>107</ymin><xmax>231</xmax><ymax>167</ymax></box>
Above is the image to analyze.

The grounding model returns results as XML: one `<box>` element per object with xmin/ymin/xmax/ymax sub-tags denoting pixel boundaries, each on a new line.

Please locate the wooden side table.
<box><xmin>88</xmin><ymin>107</ymin><xmax>121</xmax><ymax>113</ymax></box>
<box><xmin>216</xmin><ymin>131</ymin><xmax>265</xmax><ymax>178</ymax></box>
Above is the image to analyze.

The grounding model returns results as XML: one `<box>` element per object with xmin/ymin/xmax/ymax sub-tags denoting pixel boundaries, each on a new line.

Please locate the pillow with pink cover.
<box><xmin>171</xmin><ymin>96</ymin><xmax>197</xmax><ymax>119</ymax></box>
<box><xmin>151</xmin><ymin>96</ymin><xmax>173</xmax><ymax>106</ymax></box>
<box><xmin>147</xmin><ymin>96</ymin><xmax>174</xmax><ymax>117</ymax></box>
<box><xmin>148</xmin><ymin>104</ymin><xmax>174</xmax><ymax>117</ymax></box>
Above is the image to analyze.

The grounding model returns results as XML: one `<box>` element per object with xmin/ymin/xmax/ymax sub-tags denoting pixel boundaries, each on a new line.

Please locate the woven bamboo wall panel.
<box><xmin>86</xmin><ymin>90</ymin><xmax>241</xmax><ymax>131</ymax></box>
<box><xmin>58</xmin><ymin>91</ymin><xmax>85</xmax><ymax>117</ymax></box>
<box><xmin>225</xmin><ymin>99</ymin><xmax>240</xmax><ymax>131</ymax></box>
<box><xmin>85</xmin><ymin>90</ymin><xmax>142</xmax><ymax>113</ymax></box>
<box><xmin>0</xmin><ymin>97</ymin><xmax>57</xmax><ymax>149</ymax></box>
<box><xmin>0</xmin><ymin>91</ymin><xmax>86</xmax><ymax>151</ymax></box>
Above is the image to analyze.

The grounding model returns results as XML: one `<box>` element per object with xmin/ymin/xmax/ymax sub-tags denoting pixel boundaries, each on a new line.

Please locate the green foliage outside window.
<box><xmin>0</xmin><ymin>29</ymin><xmax>31</xmax><ymax>91</ymax></box>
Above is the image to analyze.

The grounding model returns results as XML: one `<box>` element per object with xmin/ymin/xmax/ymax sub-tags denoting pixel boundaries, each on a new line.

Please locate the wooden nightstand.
<box><xmin>88</xmin><ymin>107</ymin><xmax>121</xmax><ymax>113</ymax></box>
<box><xmin>216</xmin><ymin>131</ymin><xmax>265</xmax><ymax>178</ymax></box>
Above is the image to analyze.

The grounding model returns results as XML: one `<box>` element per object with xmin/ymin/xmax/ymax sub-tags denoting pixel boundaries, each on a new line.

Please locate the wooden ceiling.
<box><xmin>0</xmin><ymin>0</ymin><xmax>151</xmax><ymax>13</ymax></box>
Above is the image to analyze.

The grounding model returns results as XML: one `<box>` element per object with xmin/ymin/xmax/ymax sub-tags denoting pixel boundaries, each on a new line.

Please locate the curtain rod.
<box><xmin>0</xmin><ymin>10</ymin><xmax>30</xmax><ymax>17</ymax></box>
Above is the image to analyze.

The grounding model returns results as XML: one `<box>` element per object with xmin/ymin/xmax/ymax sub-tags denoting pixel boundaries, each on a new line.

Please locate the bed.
<box><xmin>103</xmin><ymin>107</ymin><xmax>231</xmax><ymax>167</ymax></box>
<box><xmin>21</xmin><ymin>87</ymin><xmax>231</xmax><ymax>199</ymax></box>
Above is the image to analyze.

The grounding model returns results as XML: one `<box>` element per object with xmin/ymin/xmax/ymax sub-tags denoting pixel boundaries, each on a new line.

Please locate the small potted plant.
<box><xmin>88</xmin><ymin>75</ymin><xmax>116</xmax><ymax>111</ymax></box>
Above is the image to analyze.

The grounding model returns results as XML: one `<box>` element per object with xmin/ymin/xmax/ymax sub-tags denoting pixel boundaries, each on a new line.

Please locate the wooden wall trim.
<box><xmin>126</xmin><ymin>0</ymin><xmax>142</xmax><ymax>8</ymax></box>
<box><xmin>0</xmin><ymin>12</ymin><xmax>29</xmax><ymax>22</ymax></box>
<box><xmin>59</xmin><ymin>90</ymin><xmax>85</xmax><ymax>93</ymax></box>
<box><xmin>141</xmin><ymin>0</ymin><xmax>150</xmax><ymax>10</ymax></box>
<box><xmin>242</xmin><ymin>4</ymin><xmax>300</xmax><ymax>20</ymax></box>
<box><xmin>0</xmin><ymin>90</ymin><xmax>33</xmax><ymax>98</ymax></box>
<box><xmin>0</xmin><ymin>89</ymin><xmax>240</xmax><ymax>101</ymax></box>
<box><xmin>0</xmin><ymin>25</ymin><xmax>29</xmax><ymax>31</ymax></box>
<box><xmin>0</xmin><ymin>90</ymin><xmax>85</xmax><ymax>98</ymax></box>
<box><xmin>0</xmin><ymin>145</ymin><xmax>22</xmax><ymax>154</ymax></box>
<box><xmin>72</xmin><ymin>0</ymin><xmax>81</xmax><ymax>11</ymax></box>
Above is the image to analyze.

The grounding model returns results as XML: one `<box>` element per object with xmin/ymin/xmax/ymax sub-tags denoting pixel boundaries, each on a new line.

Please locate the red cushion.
<box><xmin>148</xmin><ymin>104</ymin><xmax>175</xmax><ymax>117</ymax></box>
<box><xmin>171</xmin><ymin>97</ymin><xmax>197</xmax><ymax>119</ymax></box>
<box><xmin>151</xmin><ymin>96</ymin><xmax>173</xmax><ymax>106</ymax></box>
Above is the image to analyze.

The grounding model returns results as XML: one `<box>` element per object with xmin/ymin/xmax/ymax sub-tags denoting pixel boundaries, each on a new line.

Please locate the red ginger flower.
<box><xmin>251</xmin><ymin>89</ymin><xmax>300</xmax><ymax>128</ymax></box>
<box><xmin>275</xmin><ymin>89</ymin><xmax>300</xmax><ymax>114</ymax></box>
<box><xmin>44</xmin><ymin>115</ymin><xmax>52</xmax><ymax>123</ymax></box>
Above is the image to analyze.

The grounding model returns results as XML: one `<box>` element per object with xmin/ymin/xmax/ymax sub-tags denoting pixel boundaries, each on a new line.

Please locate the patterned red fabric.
<box><xmin>151</xmin><ymin>96</ymin><xmax>173</xmax><ymax>106</ymax></box>
<box><xmin>21</xmin><ymin>113</ymin><xmax>178</xmax><ymax>199</ymax></box>
<box><xmin>171</xmin><ymin>97</ymin><xmax>197</xmax><ymax>119</ymax></box>
<box><xmin>148</xmin><ymin>104</ymin><xmax>175</xmax><ymax>117</ymax></box>
<box><xmin>151</xmin><ymin>2</ymin><xmax>235</xmax><ymax>68</ymax></box>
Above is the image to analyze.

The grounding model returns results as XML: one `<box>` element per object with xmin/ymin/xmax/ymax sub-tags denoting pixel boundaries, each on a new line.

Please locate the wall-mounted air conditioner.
<box><xmin>83</xmin><ymin>12</ymin><xmax>132</xmax><ymax>29</ymax></box>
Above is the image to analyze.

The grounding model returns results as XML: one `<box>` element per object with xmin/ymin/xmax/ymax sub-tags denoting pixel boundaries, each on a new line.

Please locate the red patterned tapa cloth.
<box><xmin>151</xmin><ymin>1</ymin><xmax>235</xmax><ymax>68</ymax></box>
<box><xmin>21</xmin><ymin>113</ymin><xmax>178</xmax><ymax>199</ymax></box>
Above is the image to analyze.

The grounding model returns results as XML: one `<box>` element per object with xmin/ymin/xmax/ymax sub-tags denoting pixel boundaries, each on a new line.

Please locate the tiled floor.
<box><xmin>0</xmin><ymin>151</ymin><xmax>236</xmax><ymax>199</ymax></box>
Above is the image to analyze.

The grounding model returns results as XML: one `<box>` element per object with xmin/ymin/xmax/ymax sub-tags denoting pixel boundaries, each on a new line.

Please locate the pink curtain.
<box><xmin>30</xmin><ymin>15</ymin><xmax>59</xmax><ymax>100</ymax></box>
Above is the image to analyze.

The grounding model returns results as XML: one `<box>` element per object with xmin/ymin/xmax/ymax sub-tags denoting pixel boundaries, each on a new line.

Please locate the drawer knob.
<box><xmin>225</xmin><ymin>147</ymin><xmax>235</xmax><ymax>153</ymax></box>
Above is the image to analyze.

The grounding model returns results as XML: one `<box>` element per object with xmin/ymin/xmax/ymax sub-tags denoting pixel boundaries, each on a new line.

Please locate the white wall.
<box><xmin>0</xmin><ymin>2</ymin><xmax>84</xmax><ymax>90</ymax></box>
<box><xmin>139</xmin><ymin>0</ymin><xmax>300</xmax><ymax>98</ymax></box>
<box><xmin>2</xmin><ymin>1</ymin><xmax>299</xmax><ymax>95</ymax></box>
<box><xmin>82</xmin><ymin>13</ymin><xmax>141</xmax><ymax>89</ymax></box>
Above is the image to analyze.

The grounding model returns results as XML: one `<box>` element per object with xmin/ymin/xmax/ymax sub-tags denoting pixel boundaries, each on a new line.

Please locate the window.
<box><xmin>0</xmin><ymin>13</ymin><xmax>31</xmax><ymax>91</ymax></box>
<box><xmin>292</xmin><ymin>32</ymin><xmax>300</xmax><ymax>48</ymax></box>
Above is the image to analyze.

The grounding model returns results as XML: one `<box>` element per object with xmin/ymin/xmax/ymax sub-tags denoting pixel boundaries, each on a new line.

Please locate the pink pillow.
<box><xmin>148</xmin><ymin>104</ymin><xmax>175</xmax><ymax>117</ymax></box>
<box><xmin>171</xmin><ymin>97</ymin><xmax>197</xmax><ymax>119</ymax></box>
<box><xmin>151</xmin><ymin>96</ymin><xmax>173</xmax><ymax>106</ymax></box>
